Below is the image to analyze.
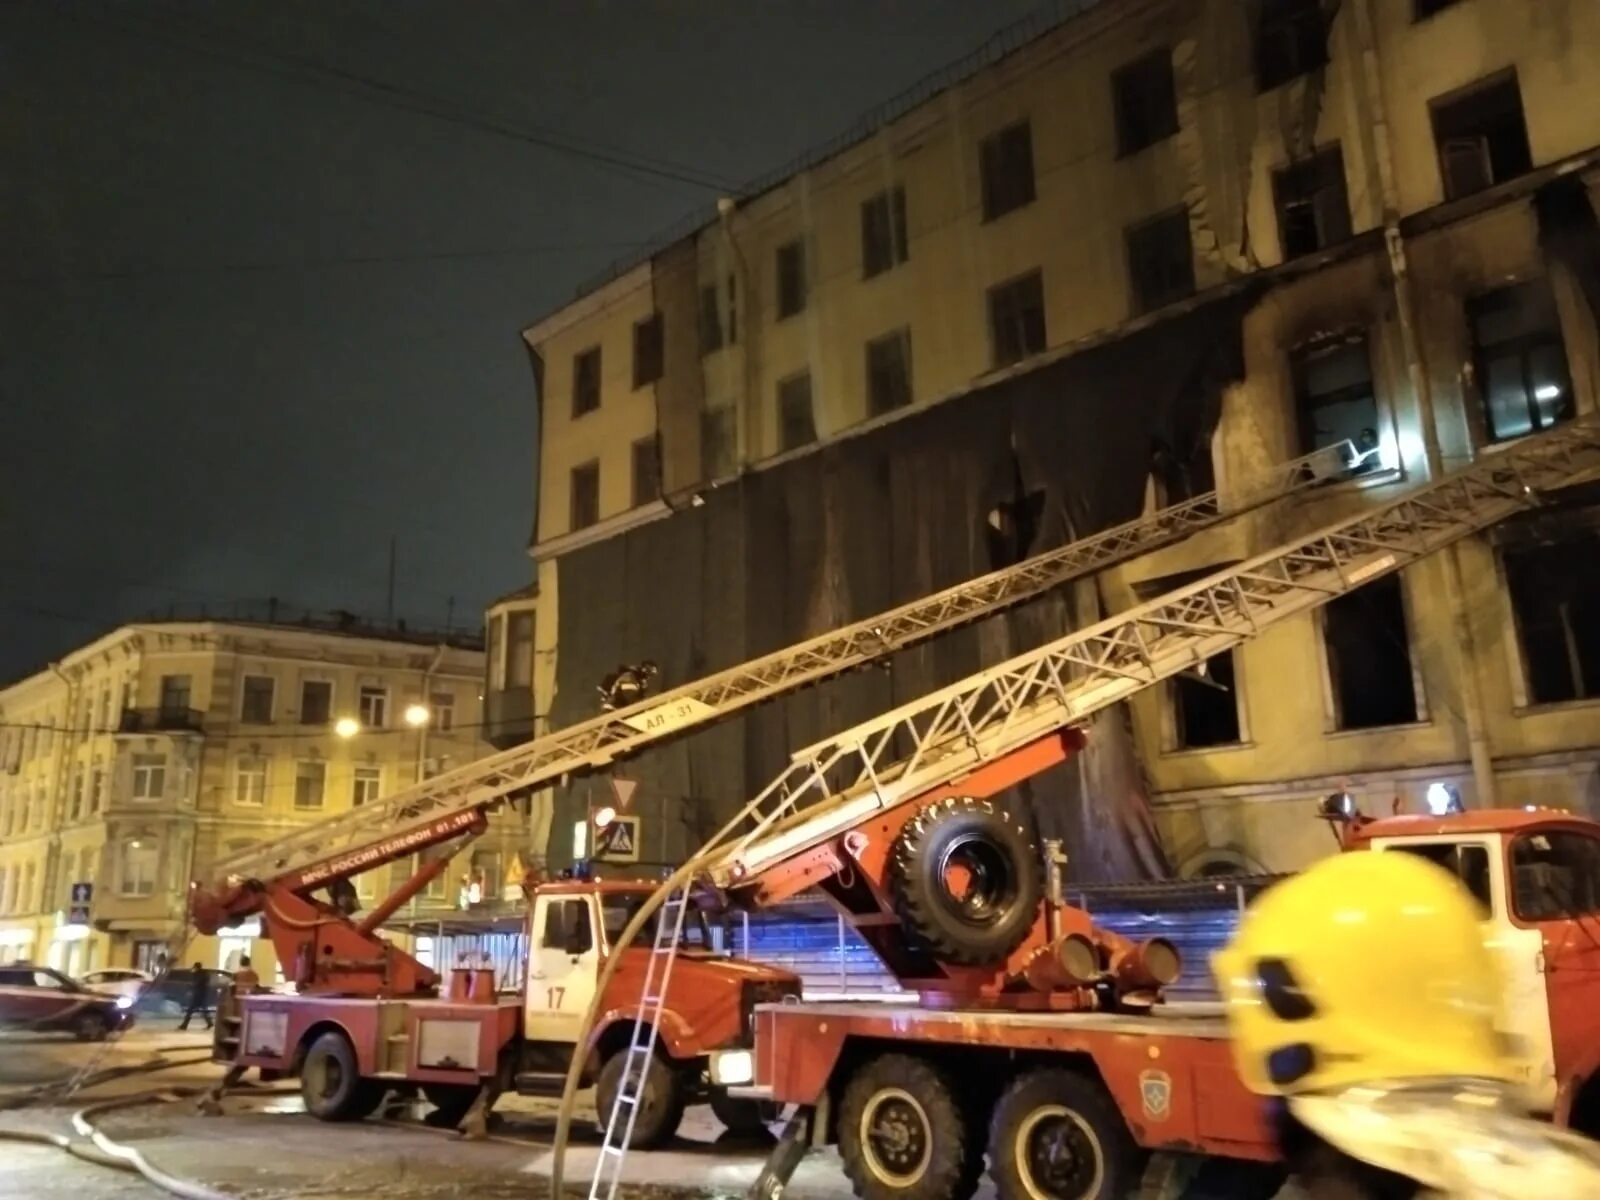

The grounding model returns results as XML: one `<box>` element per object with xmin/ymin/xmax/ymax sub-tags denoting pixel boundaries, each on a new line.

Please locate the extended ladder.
<box><xmin>208</xmin><ymin>442</ymin><xmax>1350</xmax><ymax>891</ymax></box>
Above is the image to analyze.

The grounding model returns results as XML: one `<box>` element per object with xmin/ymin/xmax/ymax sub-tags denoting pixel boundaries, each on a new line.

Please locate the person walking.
<box><xmin>177</xmin><ymin>961</ymin><xmax>213</xmax><ymax>1031</ymax></box>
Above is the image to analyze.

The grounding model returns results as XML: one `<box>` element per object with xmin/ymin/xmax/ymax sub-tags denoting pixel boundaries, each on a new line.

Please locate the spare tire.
<box><xmin>890</xmin><ymin>796</ymin><xmax>1040</xmax><ymax>965</ymax></box>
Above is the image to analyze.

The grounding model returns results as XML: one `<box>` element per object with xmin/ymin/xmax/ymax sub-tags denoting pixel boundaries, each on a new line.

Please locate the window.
<box><xmin>1323</xmin><ymin>574</ymin><xmax>1420</xmax><ymax>729</ymax></box>
<box><xmin>979</xmin><ymin>121</ymin><xmax>1036</xmax><ymax>221</ymax></box>
<box><xmin>1273</xmin><ymin>145</ymin><xmax>1352</xmax><ymax>259</ymax></box>
<box><xmin>1467</xmin><ymin>281</ymin><xmax>1574</xmax><ymax>442</ymax></box>
<box><xmin>541</xmin><ymin>898</ymin><xmax>593</xmax><ymax>953</ymax></box>
<box><xmin>1414</xmin><ymin>0</ymin><xmax>1463</xmax><ymax>16</ymax></box>
<box><xmin>300</xmin><ymin>679</ymin><xmax>332</xmax><ymax>726</ymax></box>
<box><xmin>861</xmin><ymin>186</ymin><xmax>909</xmax><ymax>278</ymax></box>
<box><xmin>1512</xmin><ymin>832</ymin><xmax>1600</xmax><ymax>921</ymax></box>
<box><xmin>571</xmin><ymin>345</ymin><xmax>601</xmax><ymax>417</ymax></box>
<box><xmin>69</xmin><ymin>767</ymin><xmax>84</xmax><ymax>821</ymax></box>
<box><xmin>158</xmin><ymin>674</ymin><xmax>191</xmax><ymax>716</ymax></box>
<box><xmin>131</xmin><ymin>753</ymin><xmax>166</xmax><ymax>800</ymax></box>
<box><xmin>357</xmin><ymin>686</ymin><xmax>388</xmax><ymax>728</ymax></box>
<box><xmin>777</xmin><ymin>371</ymin><xmax>817</xmax><ymax>452</ymax></box>
<box><xmin>1293</xmin><ymin>334</ymin><xmax>1380</xmax><ymax>469</ymax></box>
<box><xmin>1125</xmin><ymin>209</ymin><xmax>1194</xmax><ymax>314</ymax></box>
<box><xmin>1431</xmin><ymin>71</ymin><xmax>1532</xmax><ymax>201</ymax></box>
<box><xmin>97</xmin><ymin>686</ymin><xmax>110</xmax><ymax>728</ymax></box>
<box><xmin>1256</xmin><ymin>0</ymin><xmax>1328</xmax><ymax>92</ymax></box>
<box><xmin>293</xmin><ymin>761</ymin><xmax>327</xmax><ymax>810</ymax></box>
<box><xmin>866</xmin><ymin>328</ymin><xmax>913</xmax><ymax>417</ymax></box>
<box><xmin>120</xmin><ymin>840</ymin><xmax>158</xmax><ymax>897</ymax></box>
<box><xmin>90</xmin><ymin>761</ymin><xmax>104</xmax><ymax>814</ymax></box>
<box><xmin>352</xmin><ymin>766</ymin><xmax>382</xmax><ymax>807</ymax></box>
<box><xmin>701</xmin><ymin>405</ymin><xmax>736</xmax><ymax>480</ymax></box>
<box><xmin>1113</xmin><ymin>48</ymin><xmax>1178</xmax><ymax>156</ymax></box>
<box><xmin>506</xmin><ymin>612</ymin><xmax>534</xmax><ymax>690</ymax></box>
<box><xmin>631</xmin><ymin>437</ymin><xmax>661</xmax><ymax>507</ymax></box>
<box><xmin>632</xmin><ymin>313</ymin><xmax>663</xmax><ymax>387</ymax></box>
<box><xmin>1389</xmin><ymin>842</ymin><xmax>1491</xmax><ymax>916</ymax></box>
<box><xmin>233</xmin><ymin>758</ymin><xmax>266</xmax><ymax>807</ymax></box>
<box><xmin>429</xmin><ymin>692</ymin><xmax>455</xmax><ymax>732</ymax></box>
<box><xmin>570</xmin><ymin>460</ymin><xmax>600</xmax><ymax>531</ymax></box>
<box><xmin>699</xmin><ymin>278</ymin><xmax>736</xmax><ymax>354</ymax></box>
<box><xmin>988</xmin><ymin>270</ymin><xmax>1047</xmax><ymax>367</ymax></box>
<box><xmin>21</xmin><ymin>863</ymin><xmax>35</xmax><ymax>911</ymax></box>
<box><xmin>1504</xmin><ymin>532</ymin><xmax>1600</xmax><ymax>705</ymax></box>
<box><xmin>240</xmin><ymin>675</ymin><xmax>274</xmax><ymax>724</ymax></box>
<box><xmin>776</xmin><ymin>238</ymin><xmax>807</xmax><ymax>319</ymax></box>
<box><xmin>1173</xmin><ymin>651</ymin><xmax>1243</xmax><ymax>749</ymax></box>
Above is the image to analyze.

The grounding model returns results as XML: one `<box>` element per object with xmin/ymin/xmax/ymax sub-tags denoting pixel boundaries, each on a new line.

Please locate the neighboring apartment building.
<box><xmin>0</xmin><ymin>613</ymin><xmax>515</xmax><ymax>979</ymax></box>
<box><xmin>506</xmin><ymin>0</ymin><xmax>1600</xmax><ymax>877</ymax></box>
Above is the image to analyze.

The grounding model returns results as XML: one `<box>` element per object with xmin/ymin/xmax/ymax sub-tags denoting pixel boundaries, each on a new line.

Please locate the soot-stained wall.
<box><xmin>552</xmin><ymin>293</ymin><xmax>1257</xmax><ymax>882</ymax></box>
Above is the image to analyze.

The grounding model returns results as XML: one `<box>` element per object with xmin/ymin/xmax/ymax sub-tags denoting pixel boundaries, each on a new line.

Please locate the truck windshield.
<box><xmin>601</xmin><ymin>894</ymin><xmax>711</xmax><ymax>950</ymax></box>
<box><xmin>1389</xmin><ymin>842</ymin><xmax>1492</xmax><ymax>916</ymax></box>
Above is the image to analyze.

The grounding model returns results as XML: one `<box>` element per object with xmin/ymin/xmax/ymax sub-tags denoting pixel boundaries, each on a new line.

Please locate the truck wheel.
<box><xmin>988</xmin><ymin>1069</ymin><xmax>1137</xmax><ymax>1200</ymax></box>
<box><xmin>710</xmin><ymin>1088</ymin><xmax>779</xmax><ymax>1137</ymax></box>
<box><xmin>891</xmin><ymin>796</ymin><xmax>1040</xmax><ymax>965</ymax></box>
<box><xmin>839</xmin><ymin>1054</ymin><xmax>981</xmax><ymax>1200</ymax></box>
<box><xmin>596</xmin><ymin>1049</ymin><xmax>686</xmax><ymax>1148</ymax></box>
<box><xmin>301</xmin><ymin>1031</ymin><xmax>384</xmax><ymax>1122</ymax></box>
<box><xmin>422</xmin><ymin>1082</ymin><xmax>480</xmax><ymax>1127</ymax></box>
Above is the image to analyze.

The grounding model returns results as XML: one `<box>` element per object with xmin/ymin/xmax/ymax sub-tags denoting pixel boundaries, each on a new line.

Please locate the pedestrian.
<box><xmin>177</xmin><ymin>961</ymin><xmax>213</xmax><ymax>1030</ymax></box>
<box><xmin>233</xmin><ymin>953</ymin><xmax>260</xmax><ymax>995</ymax></box>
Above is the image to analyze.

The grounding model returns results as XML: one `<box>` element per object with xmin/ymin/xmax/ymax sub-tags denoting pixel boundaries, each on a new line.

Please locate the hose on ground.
<box><xmin>0</xmin><ymin>1054</ymin><xmax>217</xmax><ymax>1112</ymax></box>
<box><xmin>72</xmin><ymin>1089</ymin><xmax>239</xmax><ymax>1200</ymax></box>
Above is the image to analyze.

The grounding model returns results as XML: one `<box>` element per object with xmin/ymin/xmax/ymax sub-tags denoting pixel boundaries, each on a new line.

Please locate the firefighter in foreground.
<box><xmin>1214</xmin><ymin>849</ymin><xmax>1600</xmax><ymax>1199</ymax></box>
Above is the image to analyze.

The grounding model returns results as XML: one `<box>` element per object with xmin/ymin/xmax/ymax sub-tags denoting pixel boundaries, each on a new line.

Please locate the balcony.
<box><xmin>117</xmin><ymin>707</ymin><xmax>206</xmax><ymax>735</ymax></box>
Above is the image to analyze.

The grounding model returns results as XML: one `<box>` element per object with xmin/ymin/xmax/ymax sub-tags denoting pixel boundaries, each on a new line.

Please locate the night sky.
<box><xmin>1</xmin><ymin>0</ymin><xmax>1042</xmax><ymax>683</ymax></box>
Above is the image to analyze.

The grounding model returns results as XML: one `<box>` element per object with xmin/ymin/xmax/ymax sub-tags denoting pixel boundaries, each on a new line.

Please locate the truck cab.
<box><xmin>1341</xmin><ymin>808</ymin><xmax>1600</xmax><ymax>1133</ymax></box>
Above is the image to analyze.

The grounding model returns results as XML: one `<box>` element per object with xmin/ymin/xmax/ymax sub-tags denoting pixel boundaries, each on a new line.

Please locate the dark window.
<box><xmin>1125</xmin><ymin>209</ymin><xmax>1194</xmax><ymax>314</ymax></box>
<box><xmin>572</xmin><ymin>346</ymin><xmax>601</xmax><ymax>417</ymax></box>
<box><xmin>988</xmin><ymin>270</ymin><xmax>1047</xmax><ymax>366</ymax></box>
<box><xmin>632</xmin><ymin>313</ymin><xmax>663</xmax><ymax>387</ymax></box>
<box><xmin>1390</xmin><ymin>842</ymin><xmax>1492</xmax><ymax>916</ymax></box>
<box><xmin>1414</xmin><ymin>0</ymin><xmax>1464</xmax><ymax>16</ymax></box>
<box><xmin>1273</xmin><ymin>145</ymin><xmax>1352</xmax><ymax>259</ymax></box>
<box><xmin>1293</xmin><ymin>334</ymin><xmax>1381</xmax><ymax>470</ymax></box>
<box><xmin>240</xmin><ymin>676</ymin><xmax>274</xmax><ymax>724</ymax></box>
<box><xmin>541</xmin><ymin>899</ymin><xmax>594</xmax><ymax>952</ymax></box>
<box><xmin>1173</xmin><ymin>650</ymin><xmax>1242</xmax><ymax>749</ymax></box>
<box><xmin>159</xmin><ymin>674</ymin><xmax>191</xmax><ymax>715</ymax></box>
<box><xmin>979</xmin><ymin>121</ymin><xmax>1036</xmax><ymax>221</ymax></box>
<box><xmin>630</xmin><ymin>436</ymin><xmax>660</xmax><ymax>507</ymax></box>
<box><xmin>726</xmin><ymin>275</ymin><xmax>738</xmax><ymax>344</ymax></box>
<box><xmin>861</xmin><ymin>187</ymin><xmax>909</xmax><ymax>278</ymax></box>
<box><xmin>701</xmin><ymin>406</ymin><xmax>736</xmax><ymax>480</ymax></box>
<box><xmin>777</xmin><ymin>371</ymin><xmax>817</xmax><ymax>452</ymax></box>
<box><xmin>299</xmin><ymin>680</ymin><xmax>332</xmax><ymax>726</ymax></box>
<box><xmin>1511</xmin><ymin>832</ymin><xmax>1600</xmax><ymax>921</ymax></box>
<box><xmin>1256</xmin><ymin>0</ymin><xmax>1329</xmax><ymax>92</ymax></box>
<box><xmin>1323</xmin><ymin>574</ymin><xmax>1419</xmax><ymax>730</ymax></box>
<box><xmin>866</xmin><ymin>328</ymin><xmax>913</xmax><ymax>417</ymax></box>
<box><xmin>506</xmin><ymin>612</ymin><xmax>534</xmax><ymax>690</ymax></box>
<box><xmin>1504</xmin><ymin>533</ymin><xmax>1600</xmax><ymax>705</ymax></box>
<box><xmin>569</xmin><ymin>460</ymin><xmax>599</xmax><ymax>531</ymax></box>
<box><xmin>1468</xmin><ymin>281</ymin><xmax>1574</xmax><ymax>442</ymax></box>
<box><xmin>776</xmin><ymin>239</ymin><xmax>807</xmax><ymax>319</ymax></box>
<box><xmin>1431</xmin><ymin>71</ymin><xmax>1532</xmax><ymax>201</ymax></box>
<box><xmin>699</xmin><ymin>283</ymin><xmax>723</xmax><ymax>354</ymax></box>
<box><xmin>1113</xmin><ymin>48</ymin><xmax>1178</xmax><ymax>156</ymax></box>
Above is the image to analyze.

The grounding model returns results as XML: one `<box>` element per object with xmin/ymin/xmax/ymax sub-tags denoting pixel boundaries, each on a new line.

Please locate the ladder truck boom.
<box><xmin>191</xmin><ymin>441</ymin><xmax>1348</xmax><ymax>926</ymax></box>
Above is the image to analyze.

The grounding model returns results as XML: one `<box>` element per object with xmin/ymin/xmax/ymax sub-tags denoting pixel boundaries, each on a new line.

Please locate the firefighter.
<box><xmin>1213</xmin><ymin>850</ymin><xmax>1600</xmax><ymax>1199</ymax></box>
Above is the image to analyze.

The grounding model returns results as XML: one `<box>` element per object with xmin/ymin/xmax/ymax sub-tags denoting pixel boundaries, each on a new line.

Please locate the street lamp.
<box><xmin>334</xmin><ymin>717</ymin><xmax>360</xmax><ymax>739</ymax></box>
<box><xmin>593</xmin><ymin>805</ymin><xmax>616</xmax><ymax>829</ymax></box>
<box><xmin>404</xmin><ymin>703</ymin><xmax>431</xmax><ymax>728</ymax></box>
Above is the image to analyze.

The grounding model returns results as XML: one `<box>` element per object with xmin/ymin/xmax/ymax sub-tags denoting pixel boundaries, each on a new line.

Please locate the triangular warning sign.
<box><xmin>599</xmin><ymin>817</ymin><xmax>638</xmax><ymax>861</ymax></box>
<box><xmin>609</xmin><ymin>777</ymin><xmax>639</xmax><ymax>811</ymax></box>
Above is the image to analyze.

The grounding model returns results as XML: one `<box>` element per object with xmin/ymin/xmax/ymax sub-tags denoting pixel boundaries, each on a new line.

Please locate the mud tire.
<box><xmin>988</xmin><ymin>1068</ymin><xmax>1138</xmax><ymax>1200</ymax></box>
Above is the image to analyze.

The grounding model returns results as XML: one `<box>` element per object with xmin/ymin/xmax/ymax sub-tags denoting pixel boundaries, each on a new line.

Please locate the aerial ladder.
<box><xmin>189</xmin><ymin>440</ymin><xmax>1351</xmax><ymax>989</ymax></box>
<box><xmin>573</xmin><ymin>415</ymin><xmax>1600</xmax><ymax>1200</ymax></box>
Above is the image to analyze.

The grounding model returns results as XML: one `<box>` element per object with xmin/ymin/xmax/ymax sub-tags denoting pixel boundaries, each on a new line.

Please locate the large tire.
<box><xmin>890</xmin><ymin>796</ymin><xmax>1040</xmax><ymax>965</ymax></box>
<box><xmin>838</xmin><ymin>1054</ymin><xmax>982</xmax><ymax>1200</ymax></box>
<box><xmin>595</xmin><ymin>1049</ymin><xmax>686</xmax><ymax>1149</ymax></box>
<box><xmin>301</xmin><ymin>1031</ymin><xmax>384</xmax><ymax>1122</ymax></box>
<box><xmin>987</xmin><ymin>1068</ymin><xmax>1138</xmax><ymax>1200</ymax></box>
<box><xmin>710</xmin><ymin>1088</ymin><xmax>779</xmax><ymax>1137</ymax></box>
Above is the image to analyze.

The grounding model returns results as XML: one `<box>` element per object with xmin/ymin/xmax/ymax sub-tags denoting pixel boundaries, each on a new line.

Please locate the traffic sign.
<box><xmin>68</xmin><ymin>881</ymin><xmax>93</xmax><ymax>925</ymax></box>
<box><xmin>595</xmin><ymin>816</ymin><xmax>640</xmax><ymax>863</ymax></box>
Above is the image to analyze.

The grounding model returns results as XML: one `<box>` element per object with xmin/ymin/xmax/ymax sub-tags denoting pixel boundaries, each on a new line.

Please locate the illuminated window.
<box><xmin>1467</xmin><ymin>281</ymin><xmax>1573</xmax><ymax>442</ymax></box>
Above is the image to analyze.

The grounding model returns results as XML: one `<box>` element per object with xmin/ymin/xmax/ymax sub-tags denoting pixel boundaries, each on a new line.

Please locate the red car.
<box><xmin>0</xmin><ymin>964</ymin><xmax>135</xmax><ymax>1040</ymax></box>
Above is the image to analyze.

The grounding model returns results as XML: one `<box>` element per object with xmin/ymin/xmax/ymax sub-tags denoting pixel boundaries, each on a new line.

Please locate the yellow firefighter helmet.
<box><xmin>1212</xmin><ymin>849</ymin><xmax>1512</xmax><ymax>1095</ymax></box>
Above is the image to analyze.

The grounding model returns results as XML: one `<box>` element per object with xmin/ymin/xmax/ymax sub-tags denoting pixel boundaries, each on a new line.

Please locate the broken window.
<box><xmin>775</xmin><ymin>238</ymin><xmax>807</xmax><ymax>319</ymax></box>
<box><xmin>1467</xmin><ymin>280</ymin><xmax>1574</xmax><ymax>442</ymax></box>
<box><xmin>569</xmin><ymin>460</ymin><xmax>599</xmax><ymax>531</ymax></box>
<box><xmin>1256</xmin><ymin>0</ymin><xmax>1329</xmax><ymax>92</ymax></box>
<box><xmin>630</xmin><ymin>436</ymin><xmax>660</xmax><ymax>507</ymax></box>
<box><xmin>1293</xmin><ymin>333</ymin><xmax>1381</xmax><ymax>472</ymax></box>
<box><xmin>979</xmin><ymin>121</ymin><xmax>1036</xmax><ymax>221</ymax></box>
<box><xmin>776</xmin><ymin>371</ymin><xmax>817</xmax><ymax>452</ymax></box>
<box><xmin>632</xmin><ymin>313</ymin><xmax>663</xmax><ymax>387</ymax></box>
<box><xmin>1173</xmin><ymin>651</ymin><xmax>1242</xmax><ymax>749</ymax></box>
<box><xmin>1431</xmin><ymin>71</ymin><xmax>1532</xmax><ymax>201</ymax></box>
<box><xmin>701</xmin><ymin>405</ymin><xmax>736</xmax><ymax>480</ymax></box>
<box><xmin>1504</xmin><ymin>527</ymin><xmax>1600</xmax><ymax>705</ymax></box>
<box><xmin>1112</xmin><ymin>47</ymin><xmax>1178</xmax><ymax>157</ymax></box>
<box><xmin>861</xmin><ymin>186</ymin><xmax>909</xmax><ymax>278</ymax></box>
<box><xmin>1125</xmin><ymin>208</ymin><xmax>1195</xmax><ymax>314</ymax></box>
<box><xmin>988</xmin><ymin>269</ymin><xmax>1047</xmax><ymax>367</ymax></box>
<box><xmin>1322</xmin><ymin>574</ymin><xmax>1420</xmax><ymax>730</ymax></box>
<box><xmin>1273</xmin><ymin>145</ymin><xmax>1352</xmax><ymax>259</ymax></box>
<box><xmin>865</xmin><ymin>328</ymin><xmax>913</xmax><ymax>416</ymax></box>
<box><xmin>571</xmin><ymin>346</ymin><xmax>601</xmax><ymax>417</ymax></box>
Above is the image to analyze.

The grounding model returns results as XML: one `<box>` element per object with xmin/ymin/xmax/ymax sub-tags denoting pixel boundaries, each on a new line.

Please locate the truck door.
<box><xmin>523</xmin><ymin>895</ymin><xmax>599</xmax><ymax>1043</ymax></box>
<box><xmin>1506</xmin><ymin>828</ymin><xmax>1600</xmax><ymax>1111</ymax></box>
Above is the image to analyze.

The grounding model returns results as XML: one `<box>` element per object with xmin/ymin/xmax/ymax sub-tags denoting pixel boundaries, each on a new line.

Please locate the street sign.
<box><xmin>595</xmin><ymin>816</ymin><xmax>640</xmax><ymax>863</ymax></box>
<box><xmin>68</xmin><ymin>881</ymin><xmax>92</xmax><ymax>925</ymax></box>
<box><xmin>609</xmin><ymin>776</ymin><xmax>638</xmax><ymax>811</ymax></box>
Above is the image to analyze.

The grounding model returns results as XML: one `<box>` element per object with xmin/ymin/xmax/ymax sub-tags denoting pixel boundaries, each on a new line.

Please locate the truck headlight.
<box><xmin>710</xmin><ymin>1049</ymin><xmax>754</xmax><ymax>1087</ymax></box>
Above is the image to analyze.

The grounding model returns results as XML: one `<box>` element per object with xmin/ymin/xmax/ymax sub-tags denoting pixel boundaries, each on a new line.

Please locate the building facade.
<box><xmin>509</xmin><ymin>0</ymin><xmax>1600</xmax><ymax>876</ymax></box>
<box><xmin>0</xmin><ymin>616</ymin><xmax>520</xmax><ymax>979</ymax></box>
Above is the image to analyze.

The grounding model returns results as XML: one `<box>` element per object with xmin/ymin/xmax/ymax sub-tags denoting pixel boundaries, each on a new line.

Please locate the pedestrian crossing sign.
<box><xmin>596</xmin><ymin>815</ymin><xmax>640</xmax><ymax>863</ymax></box>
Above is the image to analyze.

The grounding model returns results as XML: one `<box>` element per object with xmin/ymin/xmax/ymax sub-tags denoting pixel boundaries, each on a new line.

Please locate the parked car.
<box><xmin>135</xmin><ymin>966</ymin><xmax>232</xmax><ymax>1015</ymax></box>
<box><xmin>81</xmin><ymin>967</ymin><xmax>153</xmax><ymax>1002</ymax></box>
<box><xmin>0</xmin><ymin>964</ymin><xmax>134</xmax><ymax>1040</ymax></box>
